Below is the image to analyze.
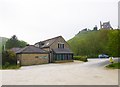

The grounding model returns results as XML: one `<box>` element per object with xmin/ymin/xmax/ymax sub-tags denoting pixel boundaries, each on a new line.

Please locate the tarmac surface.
<box><xmin>1</xmin><ymin>58</ymin><xmax>119</xmax><ymax>85</ymax></box>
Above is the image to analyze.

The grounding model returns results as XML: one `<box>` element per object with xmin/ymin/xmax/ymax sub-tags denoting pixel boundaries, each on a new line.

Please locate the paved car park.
<box><xmin>1</xmin><ymin>58</ymin><xmax>119</xmax><ymax>85</ymax></box>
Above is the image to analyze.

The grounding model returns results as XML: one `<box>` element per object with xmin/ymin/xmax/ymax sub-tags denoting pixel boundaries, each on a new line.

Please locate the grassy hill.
<box><xmin>68</xmin><ymin>29</ymin><xmax>120</xmax><ymax>57</ymax></box>
<box><xmin>0</xmin><ymin>37</ymin><xmax>8</xmax><ymax>52</ymax></box>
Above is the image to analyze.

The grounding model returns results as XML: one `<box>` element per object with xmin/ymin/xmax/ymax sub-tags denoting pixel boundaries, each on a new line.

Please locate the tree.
<box><xmin>6</xmin><ymin>35</ymin><xmax>19</xmax><ymax>49</ymax></box>
<box><xmin>5</xmin><ymin>35</ymin><xmax>27</xmax><ymax>49</ymax></box>
<box><xmin>108</xmin><ymin>30</ymin><xmax>120</xmax><ymax>56</ymax></box>
<box><xmin>18</xmin><ymin>40</ymin><xmax>27</xmax><ymax>48</ymax></box>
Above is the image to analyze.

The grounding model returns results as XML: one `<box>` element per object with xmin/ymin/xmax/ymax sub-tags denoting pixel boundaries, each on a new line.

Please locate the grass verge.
<box><xmin>106</xmin><ymin>62</ymin><xmax>120</xmax><ymax>69</ymax></box>
<box><xmin>0</xmin><ymin>65</ymin><xmax>21</xmax><ymax>70</ymax></box>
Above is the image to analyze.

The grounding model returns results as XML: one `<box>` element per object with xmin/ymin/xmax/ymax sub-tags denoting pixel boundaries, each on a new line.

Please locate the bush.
<box><xmin>1</xmin><ymin>50</ymin><xmax>21</xmax><ymax>69</ymax></box>
<box><xmin>2</xmin><ymin>50</ymin><xmax>17</xmax><ymax>65</ymax></box>
<box><xmin>2</xmin><ymin>65</ymin><xmax>20</xmax><ymax>69</ymax></box>
<box><xmin>0</xmin><ymin>65</ymin><xmax>2</xmax><ymax>69</ymax></box>
<box><xmin>73</xmin><ymin>56</ymin><xmax>88</xmax><ymax>62</ymax></box>
<box><xmin>4</xmin><ymin>62</ymin><xmax>10</xmax><ymax>68</ymax></box>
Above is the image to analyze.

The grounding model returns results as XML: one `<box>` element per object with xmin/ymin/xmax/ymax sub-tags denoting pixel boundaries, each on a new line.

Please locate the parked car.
<box><xmin>98</xmin><ymin>54</ymin><xmax>109</xmax><ymax>58</ymax></box>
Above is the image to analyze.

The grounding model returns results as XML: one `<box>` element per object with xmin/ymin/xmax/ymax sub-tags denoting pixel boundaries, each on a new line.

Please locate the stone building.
<box><xmin>14</xmin><ymin>45</ymin><xmax>49</xmax><ymax>66</ymax></box>
<box><xmin>35</xmin><ymin>36</ymin><xmax>73</xmax><ymax>63</ymax></box>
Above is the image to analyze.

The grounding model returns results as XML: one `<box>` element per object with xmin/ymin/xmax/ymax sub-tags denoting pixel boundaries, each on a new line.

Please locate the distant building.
<box><xmin>100</xmin><ymin>21</ymin><xmax>113</xmax><ymax>29</ymax></box>
<box><xmin>93</xmin><ymin>25</ymin><xmax>98</xmax><ymax>31</ymax></box>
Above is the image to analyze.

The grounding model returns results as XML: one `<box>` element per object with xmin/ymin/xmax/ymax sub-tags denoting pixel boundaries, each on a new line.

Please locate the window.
<box><xmin>35</xmin><ymin>56</ymin><xmax>39</xmax><ymax>58</ymax></box>
<box><xmin>46</xmin><ymin>42</ymin><xmax>49</xmax><ymax>46</ymax></box>
<box><xmin>62</xmin><ymin>44</ymin><xmax>64</xmax><ymax>48</ymax></box>
<box><xmin>69</xmin><ymin>54</ymin><xmax>72</xmax><ymax>60</ymax></box>
<box><xmin>42</xmin><ymin>56</ymin><xmax>48</xmax><ymax>59</ymax></box>
<box><xmin>68</xmin><ymin>54</ymin><xmax>72</xmax><ymax>60</ymax></box>
<box><xmin>54</xmin><ymin>54</ymin><xmax>73</xmax><ymax>61</ymax></box>
<box><xmin>58</xmin><ymin>43</ymin><xmax>64</xmax><ymax>48</ymax></box>
<box><xmin>35</xmin><ymin>56</ymin><xmax>48</xmax><ymax>59</ymax></box>
<box><xmin>61</xmin><ymin>55</ymin><xmax>63</xmax><ymax>60</ymax></box>
<box><xmin>58</xmin><ymin>44</ymin><xmax>60</xmax><ymax>48</ymax></box>
<box><xmin>57</xmin><ymin>54</ymin><xmax>60</xmax><ymax>61</ymax></box>
<box><xmin>64</xmin><ymin>54</ymin><xmax>67</xmax><ymax>60</ymax></box>
<box><xmin>35</xmin><ymin>44</ymin><xmax>39</xmax><ymax>48</ymax></box>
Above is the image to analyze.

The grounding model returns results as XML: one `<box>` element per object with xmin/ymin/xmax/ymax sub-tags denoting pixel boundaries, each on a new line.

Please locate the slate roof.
<box><xmin>52</xmin><ymin>48</ymin><xmax>73</xmax><ymax>54</ymax></box>
<box><xmin>11</xmin><ymin>48</ymin><xmax>22</xmax><ymax>53</ymax></box>
<box><xmin>15</xmin><ymin>45</ymin><xmax>48</xmax><ymax>54</ymax></box>
<box><xmin>35</xmin><ymin>36</ymin><xmax>62</xmax><ymax>48</ymax></box>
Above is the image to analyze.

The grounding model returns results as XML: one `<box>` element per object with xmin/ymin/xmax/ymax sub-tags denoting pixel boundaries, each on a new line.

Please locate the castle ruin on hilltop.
<box><xmin>100</xmin><ymin>21</ymin><xmax>113</xmax><ymax>30</ymax></box>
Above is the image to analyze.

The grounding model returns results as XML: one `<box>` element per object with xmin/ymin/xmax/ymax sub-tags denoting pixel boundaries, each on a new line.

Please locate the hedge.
<box><xmin>73</xmin><ymin>56</ymin><xmax>88</xmax><ymax>62</ymax></box>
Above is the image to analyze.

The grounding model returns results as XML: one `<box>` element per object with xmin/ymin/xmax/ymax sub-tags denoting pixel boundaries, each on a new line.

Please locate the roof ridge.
<box><xmin>48</xmin><ymin>37</ymin><xmax>59</xmax><ymax>47</ymax></box>
<box><xmin>24</xmin><ymin>45</ymin><xmax>42</xmax><ymax>52</ymax></box>
<box><xmin>16</xmin><ymin>46</ymin><xmax>29</xmax><ymax>53</ymax></box>
<box><xmin>31</xmin><ymin>45</ymin><xmax>48</xmax><ymax>52</ymax></box>
<box><xmin>41</xmin><ymin>36</ymin><xmax>62</xmax><ymax>42</ymax></box>
<box><xmin>16</xmin><ymin>45</ymin><xmax>48</xmax><ymax>53</ymax></box>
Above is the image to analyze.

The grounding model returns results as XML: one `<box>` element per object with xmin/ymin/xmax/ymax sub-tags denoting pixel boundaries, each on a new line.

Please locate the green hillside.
<box><xmin>68</xmin><ymin>29</ymin><xmax>120</xmax><ymax>57</ymax></box>
<box><xmin>0</xmin><ymin>37</ymin><xmax>8</xmax><ymax>52</ymax></box>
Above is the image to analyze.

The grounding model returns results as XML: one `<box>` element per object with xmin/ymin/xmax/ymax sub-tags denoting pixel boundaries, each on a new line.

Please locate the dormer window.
<box><xmin>41</xmin><ymin>42</ymin><xmax>44</xmax><ymax>45</ymax></box>
<box><xmin>46</xmin><ymin>42</ymin><xmax>49</xmax><ymax>46</ymax></box>
<box><xmin>58</xmin><ymin>43</ymin><xmax>64</xmax><ymax>48</ymax></box>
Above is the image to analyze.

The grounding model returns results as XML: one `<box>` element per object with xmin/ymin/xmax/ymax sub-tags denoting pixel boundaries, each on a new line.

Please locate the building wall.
<box><xmin>17</xmin><ymin>53</ymin><xmax>49</xmax><ymax>66</ymax></box>
<box><xmin>50</xmin><ymin>37</ymin><xmax>72</xmax><ymax>62</ymax></box>
<box><xmin>41</xmin><ymin>48</ymin><xmax>51</xmax><ymax>63</ymax></box>
<box><xmin>34</xmin><ymin>36</ymin><xmax>73</xmax><ymax>63</ymax></box>
<box><xmin>42</xmin><ymin>48</ymin><xmax>50</xmax><ymax>51</ymax></box>
<box><xmin>50</xmin><ymin>36</ymin><xmax>70</xmax><ymax>50</ymax></box>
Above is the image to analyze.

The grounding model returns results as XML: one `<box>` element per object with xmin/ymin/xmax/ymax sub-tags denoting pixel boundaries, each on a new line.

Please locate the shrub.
<box><xmin>1</xmin><ymin>50</ymin><xmax>21</xmax><ymax>69</ymax></box>
<box><xmin>0</xmin><ymin>65</ymin><xmax>2</xmax><ymax>69</ymax></box>
<box><xmin>4</xmin><ymin>62</ymin><xmax>10</xmax><ymax>67</ymax></box>
<box><xmin>73</xmin><ymin>56</ymin><xmax>88</xmax><ymax>62</ymax></box>
<box><xmin>108</xmin><ymin>64</ymin><xmax>114</xmax><ymax>67</ymax></box>
<box><xmin>2</xmin><ymin>50</ymin><xmax>17</xmax><ymax>65</ymax></box>
<box><xmin>2</xmin><ymin>65</ymin><xmax>20</xmax><ymax>69</ymax></box>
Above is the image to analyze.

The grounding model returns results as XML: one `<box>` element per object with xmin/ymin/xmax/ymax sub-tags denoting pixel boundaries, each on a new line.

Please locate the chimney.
<box><xmin>26</xmin><ymin>44</ymin><xmax>30</xmax><ymax>46</ymax></box>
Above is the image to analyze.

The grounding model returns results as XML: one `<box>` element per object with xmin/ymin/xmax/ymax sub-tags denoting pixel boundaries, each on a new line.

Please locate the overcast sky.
<box><xmin>0</xmin><ymin>0</ymin><xmax>119</xmax><ymax>44</ymax></box>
